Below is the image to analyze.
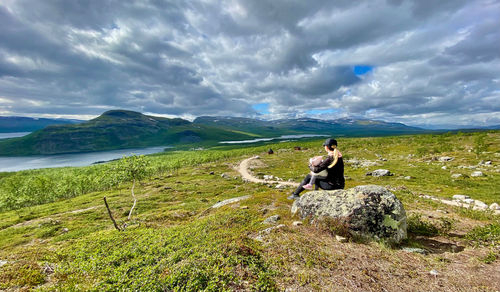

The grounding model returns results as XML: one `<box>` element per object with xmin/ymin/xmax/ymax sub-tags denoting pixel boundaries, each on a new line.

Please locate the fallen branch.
<box><xmin>128</xmin><ymin>178</ymin><xmax>137</xmax><ymax>220</ymax></box>
<box><xmin>104</xmin><ymin>197</ymin><xmax>121</xmax><ymax>231</ymax></box>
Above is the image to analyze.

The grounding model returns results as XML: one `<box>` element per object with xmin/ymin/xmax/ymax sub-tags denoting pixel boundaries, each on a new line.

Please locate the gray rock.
<box><xmin>404</xmin><ymin>176</ymin><xmax>413</xmax><ymax>180</ymax></box>
<box><xmin>335</xmin><ymin>235</ymin><xmax>348</xmax><ymax>243</ymax></box>
<box><xmin>220</xmin><ymin>173</ymin><xmax>229</xmax><ymax>178</ymax></box>
<box><xmin>212</xmin><ymin>195</ymin><xmax>251</xmax><ymax>208</ymax></box>
<box><xmin>489</xmin><ymin>203</ymin><xmax>500</xmax><ymax>210</ymax></box>
<box><xmin>275</xmin><ymin>184</ymin><xmax>286</xmax><ymax>189</ymax></box>
<box><xmin>263</xmin><ymin>215</ymin><xmax>281</xmax><ymax>225</ymax></box>
<box><xmin>0</xmin><ymin>260</ymin><xmax>7</xmax><ymax>267</ymax></box>
<box><xmin>61</xmin><ymin>228</ymin><xmax>69</xmax><ymax>233</ymax></box>
<box><xmin>291</xmin><ymin>185</ymin><xmax>407</xmax><ymax>244</ymax></box>
<box><xmin>402</xmin><ymin>247</ymin><xmax>428</xmax><ymax>255</ymax></box>
<box><xmin>429</xmin><ymin>269</ymin><xmax>439</xmax><ymax>276</ymax></box>
<box><xmin>471</xmin><ymin>171</ymin><xmax>484</xmax><ymax>177</ymax></box>
<box><xmin>463</xmin><ymin>198</ymin><xmax>475</xmax><ymax>204</ymax></box>
<box><xmin>451</xmin><ymin>173</ymin><xmax>463</xmax><ymax>179</ymax></box>
<box><xmin>438</xmin><ymin>156</ymin><xmax>454</xmax><ymax>162</ymax></box>
<box><xmin>253</xmin><ymin>224</ymin><xmax>286</xmax><ymax>242</ymax></box>
<box><xmin>366</xmin><ymin>169</ymin><xmax>392</xmax><ymax>177</ymax></box>
<box><xmin>441</xmin><ymin>166</ymin><xmax>447</xmax><ymax>170</ymax></box>
<box><xmin>292</xmin><ymin>221</ymin><xmax>303</xmax><ymax>226</ymax></box>
<box><xmin>473</xmin><ymin>200</ymin><xmax>488</xmax><ymax>210</ymax></box>
<box><xmin>263</xmin><ymin>175</ymin><xmax>274</xmax><ymax>180</ymax></box>
<box><xmin>452</xmin><ymin>194</ymin><xmax>471</xmax><ymax>201</ymax></box>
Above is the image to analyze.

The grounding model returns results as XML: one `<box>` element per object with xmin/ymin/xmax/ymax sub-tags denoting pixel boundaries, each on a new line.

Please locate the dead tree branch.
<box><xmin>104</xmin><ymin>196</ymin><xmax>121</xmax><ymax>231</ymax></box>
<box><xmin>127</xmin><ymin>178</ymin><xmax>136</xmax><ymax>220</ymax></box>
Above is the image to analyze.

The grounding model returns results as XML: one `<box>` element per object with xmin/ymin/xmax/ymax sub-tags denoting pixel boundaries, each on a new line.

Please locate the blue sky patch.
<box><xmin>306</xmin><ymin>109</ymin><xmax>338</xmax><ymax>115</ymax></box>
<box><xmin>252</xmin><ymin>103</ymin><xmax>270</xmax><ymax>114</ymax></box>
<box><xmin>354</xmin><ymin>65</ymin><xmax>373</xmax><ymax>75</ymax></box>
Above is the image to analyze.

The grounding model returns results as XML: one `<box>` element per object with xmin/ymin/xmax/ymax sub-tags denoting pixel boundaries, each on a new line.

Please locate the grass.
<box><xmin>0</xmin><ymin>130</ymin><xmax>499</xmax><ymax>290</ymax></box>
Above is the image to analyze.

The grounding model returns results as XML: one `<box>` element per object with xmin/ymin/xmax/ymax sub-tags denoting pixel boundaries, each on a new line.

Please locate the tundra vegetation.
<box><xmin>0</xmin><ymin>131</ymin><xmax>499</xmax><ymax>290</ymax></box>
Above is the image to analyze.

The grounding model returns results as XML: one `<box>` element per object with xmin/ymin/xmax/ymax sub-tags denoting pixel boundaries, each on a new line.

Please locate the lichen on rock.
<box><xmin>291</xmin><ymin>185</ymin><xmax>407</xmax><ymax>244</ymax></box>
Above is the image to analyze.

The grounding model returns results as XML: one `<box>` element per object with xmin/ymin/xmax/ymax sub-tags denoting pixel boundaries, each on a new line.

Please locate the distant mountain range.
<box><xmin>0</xmin><ymin>116</ymin><xmax>82</xmax><ymax>133</ymax></box>
<box><xmin>0</xmin><ymin>110</ymin><xmax>429</xmax><ymax>155</ymax></box>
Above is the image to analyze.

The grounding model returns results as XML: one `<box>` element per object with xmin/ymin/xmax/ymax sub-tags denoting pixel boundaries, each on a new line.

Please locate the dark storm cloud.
<box><xmin>0</xmin><ymin>0</ymin><xmax>498</xmax><ymax>128</ymax></box>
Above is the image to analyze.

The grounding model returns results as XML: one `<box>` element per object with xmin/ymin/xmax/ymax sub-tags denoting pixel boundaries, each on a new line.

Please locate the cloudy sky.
<box><xmin>0</xmin><ymin>0</ymin><xmax>499</xmax><ymax>129</ymax></box>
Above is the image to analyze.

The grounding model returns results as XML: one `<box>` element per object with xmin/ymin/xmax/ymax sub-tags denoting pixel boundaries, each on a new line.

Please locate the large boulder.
<box><xmin>291</xmin><ymin>185</ymin><xmax>407</xmax><ymax>244</ymax></box>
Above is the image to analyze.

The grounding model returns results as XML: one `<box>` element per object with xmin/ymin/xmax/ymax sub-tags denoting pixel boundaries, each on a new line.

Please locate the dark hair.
<box><xmin>322</xmin><ymin>138</ymin><xmax>337</xmax><ymax>150</ymax></box>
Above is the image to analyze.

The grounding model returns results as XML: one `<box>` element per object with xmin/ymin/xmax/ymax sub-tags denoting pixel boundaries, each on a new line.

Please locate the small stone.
<box><xmin>240</xmin><ymin>206</ymin><xmax>249</xmax><ymax>209</ymax></box>
<box><xmin>452</xmin><ymin>194</ymin><xmax>471</xmax><ymax>201</ymax></box>
<box><xmin>402</xmin><ymin>247</ymin><xmax>428</xmax><ymax>255</ymax></box>
<box><xmin>263</xmin><ymin>215</ymin><xmax>281</xmax><ymax>225</ymax></box>
<box><xmin>463</xmin><ymin>198</ymin><xmax>475</xmax><ymax>204</ymax></box>
<box><xmin>436</xmin><ymin>209</ymin><xmax>448</xmax><ymax>214</ymax></box>
<box><xmin>366</xmin><ymin>169</ymin><xmax>392</xmax><ymax>177</ymax></box>
<box><xmin>0</xmin><ymin>260</ymin><xmax>7</xmax><ymax>267</ymax></box>
<box><xmin>473</xmin><ymin>200</ymin><xmax>488</xmax><ymax>210</ymax></box>
<box><xmin>404</xmin><ymin>176</ymin><xmax>413</xmax><ymax>180</ymax></box>
<box><xmin>441</xmin><ymin>166</ymin><xmax>447</xmax><ymax>170</ymax></box>
<box><xmin>438</xmin><ymin>156</ymin><xmax>454</xmax><ymax>162</ymax></box>
<box><xmin>292</xmin><ymin>221</ymin><xmax>303</xmax><ymax>226</ymax></box>
<box><xmin>61</xmin><ymin>228</ymin><xmax>69</xmax><ymax>233</ymax></box>
<box><xmin>471</xmin><ymin>171</ymin><xmax>484</xmax><ymax>177</ymax></box>
<box><xmin>220</xmin><ymin>173</ymin><xmax>229</xmax><ymax>178</ymax></box>
<box><xmin>451</xmin><ymin>173</ymin><xmax>463</xmax><ymax>179</ymax></box>
<box><xmin>489</xmin><ymin>203</ymin><xmax>500</xmax><ymax>210</ymax></box>
<box><xmin>275</xmin><ymin>184</ymin><xmax>286</xmax><ymax>189</ymax></box>
<box><xmin>429</xmin><ymin>269</ymin><xmax>439</xmax><ymax>276</ymax></box>
<box><xmin>335</xmin><ymin>235</ymin><xmax>348</xmax><ymax>243</ymax></box>
<box><xmin>485</xmin><ymin>161</ymin><xmax>492</xmax><ymax>165</ymax></box>
<box><xmin>209</xmin><ymin>171</ymin><xmax>215</xmax><ymax>175</ymax></box>
<box><xmin>254</xmin><ymin>155</ymin><xmax>261</xmax><ymax>159</ymax></box>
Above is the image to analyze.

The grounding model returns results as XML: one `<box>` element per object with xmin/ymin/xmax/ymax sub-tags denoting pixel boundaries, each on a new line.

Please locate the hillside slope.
<box><xmin>0</xmin><ymin>110</ymin><xmax>254</xmax><ymax>155</ymax></box>
<box><xmin>0</xmin><ymin>132</ymin><xmax>498</xmax><ymax>290</ymax></box>
<box><xmin>194</xmin><ymin>116</ymin><xmax>427</xmax><ymax>137</ymax></box>
<box><xmin>0</xmin><ymin>116</ymin><xmax>81</xmax><ymax>133</ymax></box>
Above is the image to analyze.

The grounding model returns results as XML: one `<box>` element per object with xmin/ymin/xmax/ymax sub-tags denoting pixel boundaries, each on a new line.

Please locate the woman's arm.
<box><xmin>328</xmin><ymin>149</ymin><xmax>339</xmax><ymax>168</ymax></box>
<box><xmin>309</xmin><ymin>155</ymin><xmax>333</xmax><ymax>173</ymax></box>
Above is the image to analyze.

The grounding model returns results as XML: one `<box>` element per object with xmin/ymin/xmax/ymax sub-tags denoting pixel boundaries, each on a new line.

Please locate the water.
<box><xmin>0</xmin><ymin>146</ymin><xmax>169</xmax><ymax>172</ymax></box>
<box><xmin>0</xmin><ymin>132</ymin><xmax>31</xmax><ymax>139</ymax></box>
<box><xmin>219</xmin><ymin>134</ymin><xmax>328</xmax><ymax>144</ymax></box>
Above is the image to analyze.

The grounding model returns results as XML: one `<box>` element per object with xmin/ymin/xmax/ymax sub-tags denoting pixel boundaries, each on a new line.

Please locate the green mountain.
<box><xmin>194</xmin><ymin>116</ymin><xmax>426</xmax><ymax>137</ymax></box>
<box><xmin>0</xmin><ymin>110</ymin><xmax>254</xmax><ymax>155</ymax></box>
<box><xmin>0</xmin><ymin>116</ymin><xmax>82</xmax><ymax>133</ymax></box>
<box><xmin>0</xmin><ymin>110</ymin><xmax>429</xmax><ymax>156</ymax></box>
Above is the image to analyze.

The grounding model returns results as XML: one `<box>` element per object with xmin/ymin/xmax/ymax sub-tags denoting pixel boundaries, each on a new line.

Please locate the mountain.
<box><xmin>0</xmin><ymin>116</ymin><xmax>82</xmax><ymax>133</ymax></box>
<box><xmin>0</xmin><ymin>110</ymin><xmax>254</xmax><ymax>155</ymax></box>
<box><xmin>0</xmin><ymin>110</ymin><xmax>429</xmax><ymax>156</ymax></box>
<box><xmin>193</xmin><ymin>116</ymin><xmax>426</xmax><ymax>137</ymax></box>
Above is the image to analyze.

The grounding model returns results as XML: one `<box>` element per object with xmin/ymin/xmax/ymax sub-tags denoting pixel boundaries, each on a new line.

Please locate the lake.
<box><xmin>0</xmin><ymin>146</ymin><xmax>169</xmax><ymax>172</ymax></box>
<box><xmin>0</xmin><ymin>132</ymin><xmax>31</xmax><ymax>139</ymax></box>
<box><xmin>219</xmin><ymin>134</ymin><xmax>328</xmax><ymax>144</ymax></box>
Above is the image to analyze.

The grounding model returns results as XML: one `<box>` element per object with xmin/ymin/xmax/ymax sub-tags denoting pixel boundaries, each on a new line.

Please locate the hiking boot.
<box><xmin>287</xmin><ymin>194</ymin><xmax>300</xmax><ymax>200</ymax></box>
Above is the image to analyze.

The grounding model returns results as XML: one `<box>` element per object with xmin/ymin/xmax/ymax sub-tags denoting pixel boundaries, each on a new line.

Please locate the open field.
<box><xmin>0</xmin><ymin>131</ymin><xmax>499</xmax><ymax>290</ymax></box>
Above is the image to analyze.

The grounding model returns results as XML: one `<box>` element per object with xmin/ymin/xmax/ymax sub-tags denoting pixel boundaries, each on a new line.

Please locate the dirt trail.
<box><xmin>237</xmin><ymin>156</ymin><xmax>299</xmax><ymax>187</ymax></box>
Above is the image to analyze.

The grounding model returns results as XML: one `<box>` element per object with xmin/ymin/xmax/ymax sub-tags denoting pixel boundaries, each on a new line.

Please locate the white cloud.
<box><xmin>0</xmin><ymin>0</ymin><xmax>498</xmax><ymax>128</ymax></box>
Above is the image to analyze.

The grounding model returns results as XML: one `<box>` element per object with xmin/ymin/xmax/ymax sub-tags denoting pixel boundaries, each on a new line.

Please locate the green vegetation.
<box><xmin>0</xmin><ymin>130</ymin><xmax>499</xmax><ymax>290</ymax></box>
<box><xmin>0</xmin><ymin>109</ymin><xmax>431</xmax><ymax>156</ymax></box>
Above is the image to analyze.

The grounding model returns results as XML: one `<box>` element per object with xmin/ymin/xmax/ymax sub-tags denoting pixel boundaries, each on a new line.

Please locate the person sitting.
<box><xmin>288</xmin><ymin>138</ymin><xmax>345</xmax><ymax>200</ymax></box>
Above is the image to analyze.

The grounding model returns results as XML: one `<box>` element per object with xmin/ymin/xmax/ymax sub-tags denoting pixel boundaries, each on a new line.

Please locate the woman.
<box><xmin>288</xmin><ymin>138</ymin><xmax>345</xmax><ymax>200</ymax></box>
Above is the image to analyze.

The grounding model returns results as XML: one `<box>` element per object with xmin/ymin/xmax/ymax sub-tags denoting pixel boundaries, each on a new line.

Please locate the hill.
<box><xmin>0</xmin><ymin>110</ymin><xmax>255</xmax><ymax>155</ymax></box>
<box><xmin>0</xmin><ymin>110</ymin><xmax>430</xmax><ymax>156</ymax></box>
<box><xmin>0</xmin><ymin>131</ymin><xmax>498</xmax><ymax>290</ymax></box>
<box><xmin>194</xmin><ymin>116</ymin><xmax>427</xmax><ymax>137</ymax></box>
<box><xmin>0</xmin><ymin>116</ymin><xmax>82</xmax><ymax>133</ymax></box>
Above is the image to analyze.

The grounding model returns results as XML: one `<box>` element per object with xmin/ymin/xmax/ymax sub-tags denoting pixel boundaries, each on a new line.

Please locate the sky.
<box><xmin>0</xmin><ymin>0</ymin><xmax>499</xmax><ymax>129</ymax></box>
